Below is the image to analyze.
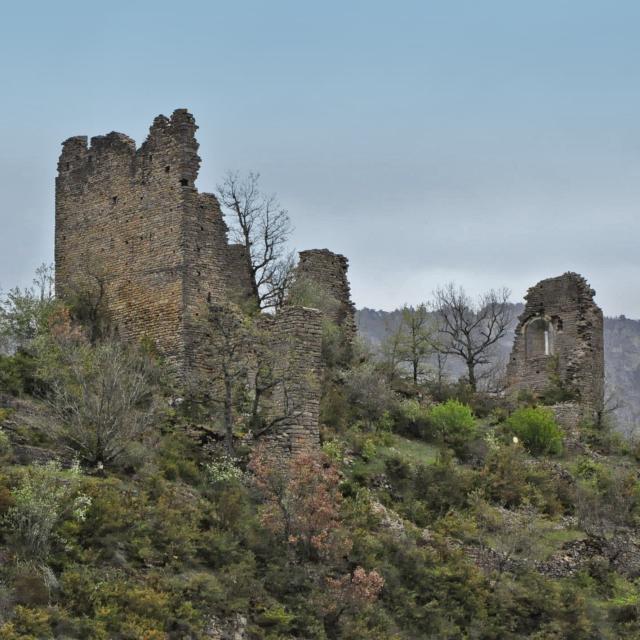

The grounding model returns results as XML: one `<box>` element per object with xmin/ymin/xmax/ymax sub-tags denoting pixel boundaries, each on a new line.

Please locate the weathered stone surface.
<box><xmin>265</xmin><ymin>306</ymin><xmax>323</xmax><ymax>456</ymax></box>
<box><xmin>55</xmin><ymin>109</ymin><xmax>336</xmax><ymax>454</ymax></box>
<box><xmin>55</xmin><ymin>109</ymin><xmax>255</xmax><ymax>375</ymax></box>
<box><xmin>506</xmin><ymin>272</ymin><xmax>604</xmax><ymax>423</ymax></box>
<box><xmin>295</xmin><ymin>249</ymin><xmax>356</xmax><ymax>338</ymax></box>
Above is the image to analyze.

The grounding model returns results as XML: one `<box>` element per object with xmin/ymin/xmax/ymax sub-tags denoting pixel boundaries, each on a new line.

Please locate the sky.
<box><xmin>1</xmin><ymin>0</ymin><xmax>640</xmax><ymax>316</ymax></box>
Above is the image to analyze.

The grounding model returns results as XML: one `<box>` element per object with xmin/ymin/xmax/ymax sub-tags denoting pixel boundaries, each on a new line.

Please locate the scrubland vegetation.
<box><xmin>0</xmin><ymin>267</ymin><xmax>639</xmax><ymax>639</ymax></box>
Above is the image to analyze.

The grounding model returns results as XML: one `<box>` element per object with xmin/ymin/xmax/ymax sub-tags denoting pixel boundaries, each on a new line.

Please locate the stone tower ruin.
<box><xmin>506</xmin><ymin>272</ymin><xmax>604</xmax><ymax>424</ymax></box>
<box><xmin>295</xmin><ymin>249</ymin><xmax>356</xmax><ymax>338</ymax></box>
<box><xmin>54</xmin><ymin>108</ymin><xmax>351</xmax><ymax>455</ymax></box>
<box><xmin>55</xmin><ymin>109</ymin><xmax>255</xmax><ymax>374</ymax></box>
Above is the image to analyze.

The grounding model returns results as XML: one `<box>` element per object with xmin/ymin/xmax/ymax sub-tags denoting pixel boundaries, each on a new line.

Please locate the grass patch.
<box><xmin>385</xmin><ymin>435</ymin><xmax>439</xmax><ymax>466</ymax></box>
<box><xmin>536</xmin><ymin>527</ymin><xmax>586</xmax><ymax>560</ymax></box>
<box><xmin>349</xmin><ymin>435</ymin><xmax>439</xmax><ymax>485</ymax></box>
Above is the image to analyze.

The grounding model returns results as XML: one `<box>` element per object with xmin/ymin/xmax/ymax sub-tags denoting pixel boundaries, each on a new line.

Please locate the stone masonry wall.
<box><xmin>265</xmin><ymin>306</ymin><xmax>323</xmax><ymax>456</ymax></box>
<box><xmin>295</xmin><ymin>249</ymin><xmax>356</xmax><ymax>338</ymax></box>
<box><xmin>55</xmin><ymin>109</ymin><xmax>254</xmax><ymax>375</ymax></box>
<box><xmin>506</xmin><ymin>272</ymin><xmax>604</xmax><ymax>422</ymax></box>
<box><xmin>56</xmin><ymin>108</ymin><xmax>329</xmax><ymax>454</ymax></box>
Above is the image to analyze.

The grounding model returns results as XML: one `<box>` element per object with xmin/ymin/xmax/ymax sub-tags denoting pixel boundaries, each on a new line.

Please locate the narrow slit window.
<box><xmin>544</xmin><ymin>330</ymin><xmax>550</xmax><ymax>355</ymax></box>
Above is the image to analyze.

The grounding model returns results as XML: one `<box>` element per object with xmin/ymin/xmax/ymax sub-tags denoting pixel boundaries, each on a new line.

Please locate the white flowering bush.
<box><xmin>483</xmin><ymin>431</ymin><xmax>503</xmax><ymax>453</ymax></box>
<box><xmin>5</xmin><ymin>460</ymin><xmax>91</xmax><ymax>561</ymax></box>
<box><xmin>205</xmin><ymin>456</ymin><xmax>243</xmax><ymax>485</ymax></box>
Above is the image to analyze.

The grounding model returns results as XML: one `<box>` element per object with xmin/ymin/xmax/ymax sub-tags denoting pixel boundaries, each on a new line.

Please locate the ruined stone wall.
<box><xmin>56</xmin><ymin>108</ymin><xmax>332</xmax><ymax>455</ymax></box>
<box><xmin>55</xmin><ymin>109</ymin><xmax>254</xmax><ymax>374</ymax></box>
<box><xmin>295</xmin><ymin>249</ymin><xmax>356</xmax><ymax>337</ymax></box>
<box><xmin>266</xmin><ymin>306</ymin><xmax>323</xmax><ymax>456</ymax></box>
<box><xmin>506</xmin><ymin>272</ymin><xmax>604</xmax><ymax>421</ymax></box>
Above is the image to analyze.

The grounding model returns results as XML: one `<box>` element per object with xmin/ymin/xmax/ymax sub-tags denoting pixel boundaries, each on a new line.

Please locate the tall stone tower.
<box><xmin>54</xmin><ymin>108</ymin><xmax>358</xmax><ymax>456</ymax></box>
<box><xmin>506</xmin><ymin>272</ymin><xmax>604</xmax><ymax>423</ymax></box>
<box><xmin>55</xmin><ymin>109</ymin><xmax>254</xmax><ymax>374</ymax></box>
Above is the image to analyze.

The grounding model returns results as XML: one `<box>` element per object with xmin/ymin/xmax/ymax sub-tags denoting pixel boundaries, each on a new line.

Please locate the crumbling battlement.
<box><xmin>295</xmin><ymin>249</ymin><xmax>356</xmax><ymax>338</ymax></box>
<box><xmin>55</xmin><ymin>109</ymin><xmax>255</xmax><ymax>374</ymax></box>
<box><xmin>55</xmin><ymin>109</ymin><xmax>352</xmax><ymax>454</ymax></box>
<box><xmin>506</xmin><ymin>272</ymin><xmax>604</xmax><ymax>422</ymax></box>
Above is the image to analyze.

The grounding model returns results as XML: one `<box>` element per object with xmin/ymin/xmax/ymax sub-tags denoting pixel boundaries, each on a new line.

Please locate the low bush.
<box><xmin>392</xmin><ymin>398</ymin><xmax>430</xmax><ymax>438</ymax></box>
<box><xmin>507</xmin><ymin>406</ymin><xmax>563</xmax><ymax>456</ymax></box>
<box><xmin>427</xmin><ymin>400</ymin><xmax>477</xmax><ymax>455</ymax></box>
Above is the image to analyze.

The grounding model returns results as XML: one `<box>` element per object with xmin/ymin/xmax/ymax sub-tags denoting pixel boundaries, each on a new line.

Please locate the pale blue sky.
<box><xmin>2</xmin><ymin>1</ymin><xmax>640</xmax><ymax>315</ymax></box>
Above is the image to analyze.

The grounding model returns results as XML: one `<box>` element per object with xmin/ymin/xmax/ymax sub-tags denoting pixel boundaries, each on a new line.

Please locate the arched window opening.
<box><xmin>525</xmin><ymin>317</ymin><xmax>553</xmax><ymax>359</ymax></box>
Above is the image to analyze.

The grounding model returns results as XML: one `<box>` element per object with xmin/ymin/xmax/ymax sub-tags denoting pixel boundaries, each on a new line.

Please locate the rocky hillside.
<box><xmin>2</xmin><ymin>285</ymin><xmax>640</xmax><ymax>638</ymax></box>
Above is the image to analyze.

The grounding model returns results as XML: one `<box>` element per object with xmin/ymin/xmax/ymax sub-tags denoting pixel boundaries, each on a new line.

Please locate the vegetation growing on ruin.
<box><xmin>0</xmin><ymin>269</ymin><xmax>639</xmax><ymax>639</ymax></box>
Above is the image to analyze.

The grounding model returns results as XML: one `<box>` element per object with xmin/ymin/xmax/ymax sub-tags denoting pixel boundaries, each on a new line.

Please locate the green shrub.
<box><xmin>413</xmin><ymin>453</ymin><xmax>478</xmax><ymax>515</ymax></box>
<box><xmin>384</xmin><ymin>454</ymin><xmax>412</xmax><ymax>480</ymax></box>
<box><xmin>392</xmin><ymin>398</ymin><xmax>431</xmax><ymax>438</ymax></box>
<box><xmin>0</xmin><ymin>351</ymin><xmax>39</xmax><ymax>396</ymax></box>
<box><xmin>427</xmin><ymin>400</ymin><xmax>477</xmax><ymax>454</ymax></box>
<box><xmin>507</xmin><ymin>407</ymin><xmax>563</xmax><ymax>456</ymax></box>
<box><xmin>0</xmin><ymin>428</ymin><xmax>11</xmax><ymax>461</ymax></box>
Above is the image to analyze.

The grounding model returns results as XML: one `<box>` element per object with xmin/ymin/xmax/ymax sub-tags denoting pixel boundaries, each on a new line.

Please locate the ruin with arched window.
<box><xmin>506</xmin><ymin>273</ymin><xmax>604</xmax><ymax>423</ymax></box>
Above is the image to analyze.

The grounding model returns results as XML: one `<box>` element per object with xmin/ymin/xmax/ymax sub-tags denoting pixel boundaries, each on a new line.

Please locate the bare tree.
<box><xmin>398</xmin><ymin>303</ymin><xmax>434</xmax><ymax>385</ymax></box>
<box><xmin>217</xmin><ymin>171</ymin><xmax>294</xmax><ymax>310</ymax></box>
<box><xmin>380</xmin><ymin>304</ymin><xmax>434</xmax><ymax>385</ymax></box>
<box><xmin>194</xmin><ymin>307</ymin><xmax>310</xmax><ymax>452</ymax></box>
<box><xmin>33</xmin><ymin>263</ymin><xmax>55</xmax><ymax>302</ymax></box>
<box><xmin>42</xmin><ymin>337</ymin><xmax>160</xmax><ymax>467</ymax></box>
<box><xmin>205</xmin><ymin>304</ymin><xmax>250</xmax><ymax>454</ymax></box>
<box><xmin>433</xmin><ymin>351</ymin><xmax>449</xmax><ymax>394</ymax></box>
<box><xmin>433</xmin><ymin>283</ymin><xmax>512</xmax><ymax>391</ymax></box>
<box><xmin>63</xmin><ymin>262</ymin><xmax>111</xmax><ymax>344</ymax></box>
<box><xmin>380</xmin><ymin>313</ymin><xmax>403</xmax><ymax>382</ymax></box>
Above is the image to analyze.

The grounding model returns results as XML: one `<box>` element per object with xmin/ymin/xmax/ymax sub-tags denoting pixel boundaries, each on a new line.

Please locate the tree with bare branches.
<box><xmin>246</xmin><ymin>322</ymin><xmax>304</xmax><ymax>438</ymax></box>
<box><xmin>398</xmin><ymin>303</ymin><xmax>434</xmax><ymax>385</ymax></box>
<box><xmin>217</xmin><ymin>171</ymin><xmax>295</xmax><ymax>310</ymax></box>
<box><xmin>39</xmin><ymin>323</ymin><xmax>160</xmax><ymax>467</ymax></box>
<box><xmin>380</xmin><ymin>304</ymin><xmax>434</xmax><ymax>385</ymax></box>
<box><xmin>433</xmin><ymin>283</ymin><xmax>512</xmax><ymax>391</ymax></box>
<box><xmin>62</xmin><ymin>261</ymin><xmax>112</xmax><ymax>344</ymax></box>
<box><xmin>203</xmin><ymin>304</ymin><xmax>251</xmax><ymax>454</ymax></box>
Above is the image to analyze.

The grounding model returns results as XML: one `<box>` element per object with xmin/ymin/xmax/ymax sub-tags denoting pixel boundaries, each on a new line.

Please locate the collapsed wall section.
<box><xmin>295</xmin><ymin>249</ymin><xmax>356</xmax><ymax>337</ymax></box>
<box><xmin>266</xmin><ymin>306</ymin><xmax>323</xmax><ymax>455</ymax></box>
<box><xmin>55</xmin><ymin>108</ymin><xmax>333</xmax><ymax>455</ymax></box>
<box><xmin>506</xmin><ymin>272</ymin><xmax>604</xmax><ymax>422</ymax></box>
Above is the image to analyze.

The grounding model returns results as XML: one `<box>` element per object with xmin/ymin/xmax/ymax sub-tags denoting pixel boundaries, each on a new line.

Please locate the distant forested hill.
<box><xmin>356</xmin><ymin>306</ymin><xmax>640</xmax><ymax>434</ymax></box>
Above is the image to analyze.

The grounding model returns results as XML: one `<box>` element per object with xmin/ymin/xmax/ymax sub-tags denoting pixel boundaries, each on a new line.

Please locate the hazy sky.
<box><xmin>2</xmin><ymin>0</ymin><xmax>640</xmax><ymax>316</ymax></box>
